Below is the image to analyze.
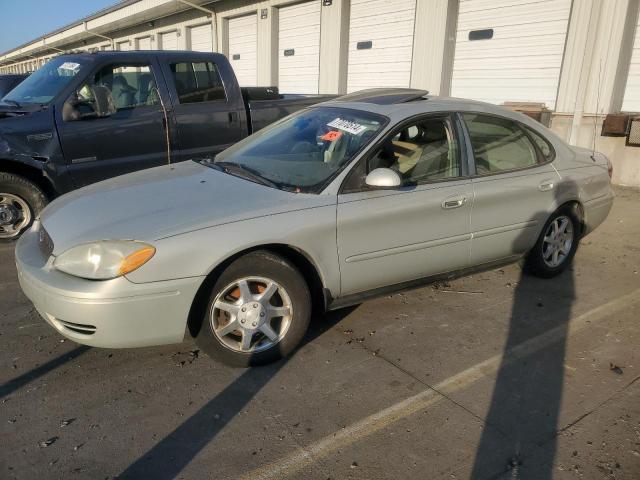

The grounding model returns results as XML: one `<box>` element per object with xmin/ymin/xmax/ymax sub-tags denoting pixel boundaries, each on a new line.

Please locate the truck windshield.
<box><xmin>3</xmin><ymin>57</ymin><xmax>85</xmax><ymax>105</ymax></box>
<box><xmin>212</xmin><ymin>107</ymin><xmax>387</xmax><ymax>193</ymax></box>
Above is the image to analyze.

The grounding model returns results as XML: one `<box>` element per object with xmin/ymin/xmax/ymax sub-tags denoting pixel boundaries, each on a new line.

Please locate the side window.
<box><xmin>524</xmin><ymin>125</ymin><xmax>555</xmax><ymax>163</ymax></box>
<box><xmin>463</xmin><ymin>113</ymin><xmax>538</xmax><ymax>174</ymax></box>
<box><xmin>169</xmin><ymin>62</ymin><xmax>226</xmax><ymax>103</ymax></box>
<box><xmin>367</xmin><ymin>117</ymin><xmax>461</xmax><ymax>186</ymax></box>
<box><xmin>77</xmin><ymin>64</ymin><xmax>159</xmax><ymax>110</ymax></box>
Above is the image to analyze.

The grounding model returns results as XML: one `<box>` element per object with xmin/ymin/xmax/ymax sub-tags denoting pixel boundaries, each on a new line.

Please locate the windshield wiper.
<box><xmin>2</xmin><ymin>99</ymin><xmax>21</xmax><ymax>108</ymax></box>
<box><xmin>213</xmin><ymin>161</ymin><xmax>279</xmax><ymax>189</ymax></box>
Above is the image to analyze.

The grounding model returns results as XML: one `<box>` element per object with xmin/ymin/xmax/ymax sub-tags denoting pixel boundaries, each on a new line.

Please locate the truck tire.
<box><xmin>0</xmin><ymin>172</ymin><xmax>48</xmax><ymax>241</ymax></box>
<box><xmin>195</xmin><ymin>250</ymin><xmax>311</xmax><ymax>367</ymax></box>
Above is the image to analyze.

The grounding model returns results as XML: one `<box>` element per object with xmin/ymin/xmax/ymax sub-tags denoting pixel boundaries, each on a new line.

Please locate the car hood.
<box><xmin>41</xmin><ymin>161</ymin><xmax>334</xmax><ymax>255</ymax></box>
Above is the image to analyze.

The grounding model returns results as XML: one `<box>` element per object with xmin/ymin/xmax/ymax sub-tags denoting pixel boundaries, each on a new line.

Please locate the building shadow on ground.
<box><xmin>471</xmin><ymin>196</ymin><xmax>579</xmax><ymax>479</ymax></box>
<box><xmin>118</xmin><ymin>306</ymin><xmax>357</xmax><ymax>479</ymax></box>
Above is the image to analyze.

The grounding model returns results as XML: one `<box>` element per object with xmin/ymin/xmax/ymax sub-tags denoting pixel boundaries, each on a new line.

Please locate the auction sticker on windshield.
<box><xmin>58</xmin><ymin>62</ymin><xmax>81</xmax><ymax>73</ymax></box>
<box><xmin>327</xmin><ymin>118</ymin><xmax>367</xmax><ymax>135</ymax></box>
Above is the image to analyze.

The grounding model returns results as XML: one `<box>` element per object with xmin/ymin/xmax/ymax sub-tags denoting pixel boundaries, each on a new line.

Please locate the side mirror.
<box><xmin>92</xmin><ymin>85</ymin><xmax>116</xmax><ymax>118</ymax></box>
<box><xmin>61</xmin><ymin>85</ymin><xmax>116</xmax><ymax>122</ymax></box>
<box><xmin>365</xmin><ymin>168</ymin><xmax>402</xmax><ymax>188</ymax></box>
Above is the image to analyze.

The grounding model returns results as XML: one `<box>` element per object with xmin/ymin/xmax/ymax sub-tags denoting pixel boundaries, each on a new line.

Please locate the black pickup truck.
<box><xmin>0</xmin><ymin>51</ymin><xmax>333</xmax><ymax>239</ymax></box>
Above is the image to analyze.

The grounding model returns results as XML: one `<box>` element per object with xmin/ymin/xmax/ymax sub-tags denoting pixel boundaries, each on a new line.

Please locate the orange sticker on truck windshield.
<box><xmin>320</xmin><ymin>130</ymin><xmax>343</xmax><ymax>141</ymax></box>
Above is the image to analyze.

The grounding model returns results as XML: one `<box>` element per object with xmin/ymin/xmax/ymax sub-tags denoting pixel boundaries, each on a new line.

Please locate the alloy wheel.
<box><xmin>0</xmin><ymin>193</ymin><xmax>31</xmax><ymax>239</ymax></box>
<box><xmin>210</xmin><ymin>276</ymin><xmax>293</xmax><ymax>353</ymax></box>
<box><xmin>542</xmin><ymin>215</ymin><xmax>574</xmax><ymax>268</ymax></box>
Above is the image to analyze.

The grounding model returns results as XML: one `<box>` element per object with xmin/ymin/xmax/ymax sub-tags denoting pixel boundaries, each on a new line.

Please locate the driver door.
<box><xmin>56</xmin><ymin>59</ymin><xmax>169</xmax><ymax>187</ymax></box>
<box><xmin>336</xmin><ymin>114</ymin><xmax>473</xmax><ymax>296</ymax></box>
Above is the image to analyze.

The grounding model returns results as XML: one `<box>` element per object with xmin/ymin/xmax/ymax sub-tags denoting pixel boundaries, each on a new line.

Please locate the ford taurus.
<box><xmin>15</xmin><ymin>89</ymin><xmax>614</xmax><ymax>366</ymax></box>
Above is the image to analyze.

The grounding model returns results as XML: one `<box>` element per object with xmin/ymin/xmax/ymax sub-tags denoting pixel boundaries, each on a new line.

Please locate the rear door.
<box><xmin>57</xmin><ymin>57</ymin><xmax>169</xmax><ymax>187</ymax></box>
<box><xmin>462</xmin><ymin>113</ymin><xmax>558</xmax><ymax>265</ymax></box>
<box><xmin>337</xmin><ymin>114</ymin><xmax>473</xmax><ymax>296</ymax></box>
<box><xmin>161</xmin><ymin>56</ymin><xmax>246</xmax><ymax>160</ymax></box>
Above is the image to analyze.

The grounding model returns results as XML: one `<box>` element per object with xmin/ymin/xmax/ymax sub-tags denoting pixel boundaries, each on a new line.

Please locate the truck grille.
<box><xmin>38</xmin><ymin>224</ymin><xmax>54</xmax><ymax>258</ymax></box>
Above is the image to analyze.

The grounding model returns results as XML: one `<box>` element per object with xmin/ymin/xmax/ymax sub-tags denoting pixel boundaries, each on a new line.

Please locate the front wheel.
<box><xmin>525</xmin><ymin>206</ymin><xmax>581</xmax><ymax>278</ymax></box>
<box><xmin>195</xmin><ymin>250</ymin><xmax>311</xmax><ymax>367</ymax></box>
<box><xmin>0</xmin><ymin>173</ymin><xmax>48</xmax><ymax>241</ymax></box>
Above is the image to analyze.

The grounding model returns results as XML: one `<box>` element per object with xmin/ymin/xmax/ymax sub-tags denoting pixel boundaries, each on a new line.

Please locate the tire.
<box><xmin>525</xmin><ymin>205</ymin><xmax>581</xmax><ymax>278</ymax></box>
<box><xmin>195</xmin><ymin>250</ymin><xmax>311</xmax><ymax>367</ymax></box>
<box><xmin>0</xmin><ymin>172</ymin><xmax>48</xmax><ymax>242</ymax></box>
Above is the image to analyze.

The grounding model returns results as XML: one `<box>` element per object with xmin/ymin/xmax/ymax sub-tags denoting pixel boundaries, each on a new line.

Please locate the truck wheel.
<box><xmin>195</xmin><ymin>250</ymin><xmax>311</xmax><ymax>367</ymax></box>
<box><xmin>0</xmin><ymin>173</ymin><xmax>48</xmax><ymax>241</ymax></box>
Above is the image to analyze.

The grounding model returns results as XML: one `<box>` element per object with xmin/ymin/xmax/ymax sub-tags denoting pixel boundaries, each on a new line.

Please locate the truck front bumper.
<box><xmin>15</xmin><ymin>226</ymin><xmax>203</xmax><ymax>348</ymax></box>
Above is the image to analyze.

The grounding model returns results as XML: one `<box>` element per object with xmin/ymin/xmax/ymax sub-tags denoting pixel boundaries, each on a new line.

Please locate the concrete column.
<box><xmin>177</xmin><ymin>25</ymin><xmax>188</xmax><ymax>50</ymax></box>
<box><xmin>318</xmin><ymin>0</ymin><xmax>350</xmax><ymax>95</ymax></box>
<box><xmin>556</xmin><ymin>0</ymin><xmax>637</xmax><ymax>119</ymax></box>
<box><xmin>410</xmin><ymin>0</ymin><xmax>458</xmax><ymax>95</ymax></box>
<box><xmin>257</xmin><ymin>6</ymin><xmax>278</xmax><ymax>87</ymax></box>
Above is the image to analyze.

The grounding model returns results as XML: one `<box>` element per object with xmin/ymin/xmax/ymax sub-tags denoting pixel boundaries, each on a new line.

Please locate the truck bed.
<box><xmin>242</xmin><ymin>87</ymin><xmax>336</xmax><ymax>133</ymax></box>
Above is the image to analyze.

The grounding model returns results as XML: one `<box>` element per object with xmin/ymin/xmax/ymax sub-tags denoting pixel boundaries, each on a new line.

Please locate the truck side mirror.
<box><xmin>62</xmin><ymin>85</ymin><xmax>116</xmax><ymax>122</ymax></box>
<box><xmin>92</xmin><ymin>85</ymin><xmax>116</xmax><ymax>118</ymax></box>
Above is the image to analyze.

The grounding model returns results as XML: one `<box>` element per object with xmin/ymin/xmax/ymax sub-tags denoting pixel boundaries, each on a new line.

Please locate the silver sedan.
<box><xmin>15</xmin><ymin>90</ymin><xmax>614</xmax><ymax>366</ymax></box>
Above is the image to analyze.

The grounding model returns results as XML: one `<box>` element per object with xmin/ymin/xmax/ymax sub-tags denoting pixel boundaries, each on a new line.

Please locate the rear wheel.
<box><xmin>526</xmin><ymin>206</ymin><xmax>581</xmax><ymax>278</ymax></box>
<box><xmin>0</xmin><ymin>173</ymin><xmax>48</xmax><ymax>241</ymax></box>
<box><xmin>195</xmin><ymin>250</ymin><xmax>311</xmax><ymax>367</ymax></box>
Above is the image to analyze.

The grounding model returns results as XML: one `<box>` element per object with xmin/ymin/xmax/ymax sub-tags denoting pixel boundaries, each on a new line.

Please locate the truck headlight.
<box><xmin>53</xmin><ymin>241</ymin><xmax>155</xmax><ymax>280</ymax></box>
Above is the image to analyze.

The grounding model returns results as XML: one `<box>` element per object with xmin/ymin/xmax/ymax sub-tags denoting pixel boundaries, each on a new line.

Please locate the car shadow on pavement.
<box><xmin>470</xmin><ymin>199</ymin><xmax>578</xmax><ymax>478</ymax></box>
<box><xmin>118</xmin><ymin>306</ymin><xmax>357</xmax><ymax>480</ymax></box>
<box><xmin>0</xmin><ymin>345</ymin><xmax>90</xmax><ymax>400</ymax></box>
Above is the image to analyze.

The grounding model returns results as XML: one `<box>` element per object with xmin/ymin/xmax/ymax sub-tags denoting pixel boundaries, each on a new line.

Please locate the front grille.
<box><xmin>58</xmin><ymin>320</ymin><xmax>97</xmax><ymax>335</ymax></box>
<box><xmin>37</xmin><ymin>224</ymin><xmax>54</xmax><ymax>258</ymax></box>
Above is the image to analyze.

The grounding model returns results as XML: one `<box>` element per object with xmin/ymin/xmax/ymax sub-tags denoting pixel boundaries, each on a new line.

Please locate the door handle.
<box><xmin>228</xmin><ymin>111</ymin><xmax>238</xmax><ymax>124</ymax></box>
<box><xmin>442</xmin><ymin>196</ymin><xmax>467</xmax><ymax>209</ymax></box>
<box><xmin>538</xmin><ymin>180</ymin><xmax>555</xmax><ymax>192</ymax></box>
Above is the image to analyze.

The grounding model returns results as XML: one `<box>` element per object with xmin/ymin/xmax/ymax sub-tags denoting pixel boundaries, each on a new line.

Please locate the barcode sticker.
<box><xmin>327</xmin><ymin>118</ymin><xmax>367</xmax><ymax>135</ymax></box>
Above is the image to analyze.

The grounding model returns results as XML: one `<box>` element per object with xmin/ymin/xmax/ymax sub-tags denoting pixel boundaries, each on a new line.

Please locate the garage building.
<box><xmin>1</xmin><ymin>0</ymin><xmax>639</xmax><ymax>187</ymax></box>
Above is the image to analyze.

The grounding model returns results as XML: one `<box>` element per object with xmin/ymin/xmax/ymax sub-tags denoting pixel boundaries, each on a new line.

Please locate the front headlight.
<box><xmin>53</xmin><ymin>241</ymin><xmax>156</xmax><ymax>280</ymax></box>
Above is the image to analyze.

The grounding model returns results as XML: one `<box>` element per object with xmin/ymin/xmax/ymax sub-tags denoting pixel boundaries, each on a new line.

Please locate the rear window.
<box><xmin>170</xmin><ymin>62</ymin><xmax>226</xmax><ymax>103</ymax></box>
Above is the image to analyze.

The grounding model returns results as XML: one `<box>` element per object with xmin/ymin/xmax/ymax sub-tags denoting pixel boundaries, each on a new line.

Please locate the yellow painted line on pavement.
<box><xmin>241</xmin><ymin>288</ymin><xmax>640</xmax><ymax>480</ymax></box>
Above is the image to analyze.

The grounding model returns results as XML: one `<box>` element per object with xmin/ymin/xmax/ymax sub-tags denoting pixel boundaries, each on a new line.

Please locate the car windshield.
<box><xmin>211</xmin><ymin>106</ymin><xmax>387</xmax><ymax>193</ymax></box>
<box><xmin>3</xmin><ymin>57</ymin><xmax>85</xmax><ymax>105</ymax></box>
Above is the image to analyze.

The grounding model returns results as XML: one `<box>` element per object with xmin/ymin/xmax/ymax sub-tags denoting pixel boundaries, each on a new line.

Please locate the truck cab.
<box><xmin>0</xmin><ymin>51</ymin><xmax>333</xmax><ymax>240</ymax></box>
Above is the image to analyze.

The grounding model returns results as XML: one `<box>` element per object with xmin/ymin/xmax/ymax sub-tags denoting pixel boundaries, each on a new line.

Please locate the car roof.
<box><xmin>323</xmin><ymin>89</ymin><xmax>550</xmax><ymax>132</ymax></box>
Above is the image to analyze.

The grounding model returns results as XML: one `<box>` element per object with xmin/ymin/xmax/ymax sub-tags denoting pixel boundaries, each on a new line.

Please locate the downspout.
<box><xmin>83</xmin><ymin>21</ymin><xmax>115</xmax><ymax>50</ymax></box>
<box><xmin>568</xmin><ymin>1</ymin><xmax>601</xmax><ymax>146</ymax></box>
<box><xmin>177</xmin><ymin>0</ymin><xmax>218</xmax><ymax>51</ymax></box>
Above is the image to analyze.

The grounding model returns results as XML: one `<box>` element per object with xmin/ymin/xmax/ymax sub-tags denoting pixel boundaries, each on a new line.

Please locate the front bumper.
<box><xmin>15</xmin><ymin>225</ymin><xmax>204</xmax><ymax>348</ymax></box>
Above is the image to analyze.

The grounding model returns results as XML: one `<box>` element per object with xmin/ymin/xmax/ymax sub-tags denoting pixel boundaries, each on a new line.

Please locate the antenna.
<box><xmin>153</xmin><ymin>86</ymin><xmax>171</xmax><ymax>166</ymax></box>
<box><xmin>592</xmin><ymin>59</ymin><xmax>603</xmax><ymax>161</ymax></box>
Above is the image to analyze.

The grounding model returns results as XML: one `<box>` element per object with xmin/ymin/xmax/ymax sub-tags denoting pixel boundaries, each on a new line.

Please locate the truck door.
<box><xmin>160</xmin><ymin>57</ymin><xmax>246</xmax><ymax>161</ymax></box>
<box><xmin>56</xmin><ymin>58</ymin><xmax>169</xmax><ymax>187</ymax></box>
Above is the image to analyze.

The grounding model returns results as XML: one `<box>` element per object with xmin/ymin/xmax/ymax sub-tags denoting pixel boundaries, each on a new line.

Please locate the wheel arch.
<box><xmin>0</xmin><ymin>159</ymin><xmax>56</xmax><ymax>199</ymax></box>
<box><xmin>554</xmin><ymin>199</ymin><xmax>586</xmax><ymax>237</ymax></box>
<box><xmin>186</xmin><ymin>243</ymin><xmax>328</xmax><ymax>339</ymax></box>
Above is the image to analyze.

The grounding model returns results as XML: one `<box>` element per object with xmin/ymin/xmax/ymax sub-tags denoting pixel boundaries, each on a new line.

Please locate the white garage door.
<box><xmin>451</xmin><ymin>0</ymin><xmax>572</xmax><ymax>110</ymax></box>
<box><xmin>136</xmin><ymin>36</ymin><xmax>152</xmax><ymax>50</ymax></box>
<box><xmin>189</xmin><ymin>23</ymin><xmax>213</xmax><ymax>52</ymax></box>
<box><xmin>622</xmin><ymin>11</ymin><xmax>640</xmax><ymax>111</ymax></box>
<box><xmin>229</xmin><ymin>14</ymin><xmax>258</xmax><ymax>86</ymax></box>
<box><xmin>116</xmin><ymin>40</ymin><xmax>131</xmax><ymax>51</ymax></box>
<box><xmin>159</xmin><ymin>31</ymin><xmax>179</xmax><ymax>51</ymax></box>
<box><xmin>347</xmin><ymin>0</ymin><xmax>417</xmax><ymax>93</ymax></box>
<box><xmin>278</xmin><ymin>1</ymin><xmax>321</xmax><ymax>94</ymax></box>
